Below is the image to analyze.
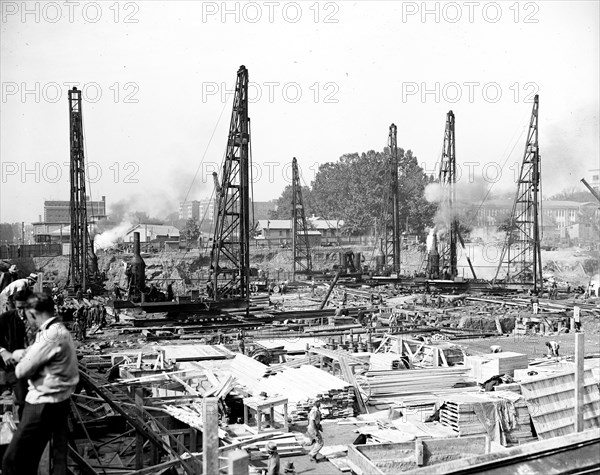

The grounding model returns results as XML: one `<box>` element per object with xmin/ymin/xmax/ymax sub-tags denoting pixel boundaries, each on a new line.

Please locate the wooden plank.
<box><xmin>202</xmin><ymin>398</ymin><xmax>219</xmax><ymax>475</ymax></box>
<box><xmin>521</xmin><ymin>370</ymin><xmax>600</xmax><ymax>439</ymax></box>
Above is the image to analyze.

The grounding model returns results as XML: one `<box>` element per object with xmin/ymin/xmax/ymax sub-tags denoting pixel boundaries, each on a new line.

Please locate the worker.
<box><xmin>546</xmin><ymin>340</ymin><xmax>560</xmax><ymax>357</ymax></box>
<box><xmin>0</xmin><ymin>289</ymin><xmax>35</xmax><ymax>420</ymax></box>
<box><xmin>0</xmin><ymin>273</ymin><xmax>37</xmax><ymax>312</ymax></box>
<box><xmin>75</xmin><ymin>287</ymin><xmax>83</xmax><ymax>303</ymax></box>
<box><xmin>307</xmin><ymin>401</ymin><xmax>324</xmax><ymax>462</ymax></box>
<box><xmin>2</xmin><ymin>292</ymin><xmax>79</xmax><ymax>475</ymax></box>
<box><xmin>237</xmin><ymin>331</ymin><xmax>245</xmax><ymax>355</ymax></box>
<box><xmin>263</xmin><ymin>441</ymin><xmax>280</xmax><ymax>475</ymax></box>
<box><xmin>490</xmin><ymin>345</ymin><xmax>502</xmax><ymax>353</ymax></box>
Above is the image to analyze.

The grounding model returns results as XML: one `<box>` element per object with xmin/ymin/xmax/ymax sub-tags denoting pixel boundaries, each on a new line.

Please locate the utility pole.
<box><xmin>68</xmin><ymin>87</ymin><xmax>89</xmax><ymax>291</ymax></box>
<box><xmin>495</xmin><ymin>95</ymin><xmax>542</xmax><ymax>291</ymax></box>
<box><xmin>210</xmin><ymin>66</ymin><xmax>251</xmax><ymax>301</ymax></box>
<box><xmin>291</xmin><ymin>157</ymin><xmax>312</xmax><ymax>280</ymax></box>
<box><xmin>439</xmin><ymin>111</ymin><xmax>458</xmax><ymax>278</ymax></box>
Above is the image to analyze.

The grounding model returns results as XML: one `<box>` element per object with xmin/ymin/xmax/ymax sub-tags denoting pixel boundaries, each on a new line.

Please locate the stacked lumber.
<box><xmin>439</xmin><ymin>394</ymin><xmax>488</xmax><ymax>436</ymax></box>
<box><xmin>256</xmin><ymin>365</ymin><xmax>356</xmax><ymax>421</ymax></box>
<box><xmin>241</xmin><ymin>432</ymin><xmax>305</xmax><ymax>459</ymax></box>
<box><xmin>465</xmin><ymin>352</ymin><xmax>528</xmax><ymax>383</ymax></box>
<box><xmin>363</xmin><ymin>367</ymin><xmax>472</xmax><ymax>402</ymax></box>
<box><xmin>494</xmin><ymin>391</ymin><xmax>537</xmax><ymax>445</ymax></box>
<box><xmin>369</xmin><ymin>353</ymin><xmax>404</xmax><ymax>371</ymax></box>
<box><xmin>439</xmin><ymin>392</ymin><xmax>536</xmax><ymax>445</ymax></box>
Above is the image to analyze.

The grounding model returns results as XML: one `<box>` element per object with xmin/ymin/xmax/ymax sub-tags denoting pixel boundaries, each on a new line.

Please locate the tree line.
<box><xmin>269</xmin><ymin>147</ymin><xmax>437</xmax><ymax>237</ymax></box>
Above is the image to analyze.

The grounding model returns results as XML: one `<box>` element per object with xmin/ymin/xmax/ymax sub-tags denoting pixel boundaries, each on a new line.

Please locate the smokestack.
<box><xmin>129</xmin><ymin>231</ymin><xmax>146</xmax><ymax>300</ymax></box>
<box><xmin>134</xmin><ymin>231</ymin><xmax>141</xmax><ymax>256</ymax></box>
<box><xmin>427</xmin><ymin>233</ymin><xmax>440</xmax><ymax>279</ymax></box>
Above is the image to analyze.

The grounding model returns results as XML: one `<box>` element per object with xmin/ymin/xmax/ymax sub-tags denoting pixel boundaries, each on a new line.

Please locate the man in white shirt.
<box><xmin>2</xmin><ymin>292</ymin><xmax>79</xmax><ymax>475</ymax></box>
<box><xmin>307</xmin><ymin>401</ymin><xmax>324</xmax><ymax>462</ymax></box>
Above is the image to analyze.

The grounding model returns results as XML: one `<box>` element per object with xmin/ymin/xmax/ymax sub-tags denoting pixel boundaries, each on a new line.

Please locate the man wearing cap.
<box><xmin>0</xmin><ymin>273</ymin><xmax>38</xmax><ymax>312</ymax></box>
<box><xmin>264</xmin><ymin>441</ymin><xmax>280</xmax><ymax>475</ymax></box>
<box><xmin>0</xmin><ymin>288</ymin><xmax>34</xmax><ymax>419</ymax></box>
<box><xmin>2</xmin><ymin>292</ymin><xmax>79</xmax><ymax>475</ymax></box>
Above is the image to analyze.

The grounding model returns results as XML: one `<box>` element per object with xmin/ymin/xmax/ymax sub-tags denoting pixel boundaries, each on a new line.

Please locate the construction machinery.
<box><xmin>581</xmin><ymin>178</ymin><xmax>600</xmax><ymax>204</ymax></box>
<box><xmin>386</xmin><ymin>123</ymin><xmax>401</xmax><ymax>274</ymax></box>
<box><xmin>494</xmin><ymin>95</ymin><xmax>542</xmax><ymax>292</ymax></box>
<box><xmin>291</xmin><ymin>157</ymin><xmax>312</xmax><ymax>280</ymax></box>
<box><xmin>210</xmin><ymin>65</ymin><xmax>252</xmax><ymax>302</ymax></box>
<box><xmin>67</xmin><ymin>87</ymin><xmax>101</xmax><ymax>292</ymax></box>
<box><xmin>438</xmin><ymin>110</ymin><xmax>458</xmax><ymax>279</ymax></box>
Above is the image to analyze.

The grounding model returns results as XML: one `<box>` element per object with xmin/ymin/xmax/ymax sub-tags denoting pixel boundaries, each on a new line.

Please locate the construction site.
<box><xmin>0</xmin><ymin>59</ymin><xmax>599</xmax><ymax>475</ymax></box>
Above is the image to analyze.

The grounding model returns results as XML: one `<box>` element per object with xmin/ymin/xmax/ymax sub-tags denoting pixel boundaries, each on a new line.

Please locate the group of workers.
<box><xmin>0</xmin><ymin>289</ymin><xmax>78</xmax><ymax>475</ymax></box>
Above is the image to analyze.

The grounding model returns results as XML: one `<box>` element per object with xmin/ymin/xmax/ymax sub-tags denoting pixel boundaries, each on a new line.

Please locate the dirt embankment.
<box><xmin>2</xmin><ymin>245</ymin><xmax>597</xmax><ymax>293</ymax></box>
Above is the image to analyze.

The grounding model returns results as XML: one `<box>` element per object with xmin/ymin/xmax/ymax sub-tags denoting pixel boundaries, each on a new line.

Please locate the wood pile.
<box><xmin>465</xmin><ymin>352</ymin><xmax>528</xmax><ymax>383</ymax></box>
<box><xmin>494</xmin><ymin>390</ymin><xmax>537</xmax><ymax>445</ymax></box>
<box><xmin>255</xmin><ymin>365</ymin><xmax>356</xmax><ymax>421</ymax></box>
<box><xmin>240</xmin><ymin>432</ymin><xmax>305</xmax><ymax>459</ymax></box>
<box><xmin>438</xmin><ymin>392</ymin><xmax>536</xmax><ymax>445</ymax></box>
<box><xmin>369</xmin><ymin>353</ymin><xmax>404</xmax><ymax>371</ymax></box>
<box><xmin>362</xmin><ymin>367</ymin><xmax>473</xmax><ymax>403</ymax></box>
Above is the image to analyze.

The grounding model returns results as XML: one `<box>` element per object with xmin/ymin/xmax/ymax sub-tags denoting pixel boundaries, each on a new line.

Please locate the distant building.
<box><xmin>33</xmin><ymin>196</ymin><xmax>107</xmax><ymax>239</ymax></box>
<box><xmin>255</xmin><ymin>217</ymin><xmax>344</xmax><ymax>246</ymax></box>
<box><xmin>466</xmin><ymin>199</ymin><xmax>598</xmax><ymax>229</ymax></box>
<box><xmin>124</xmin><ymin>224</ymin><xmax>180</xmax><ymax>243</ymax></box>
<box><xmin>179</xmin><ymin>200</ymin><xmax>200</xmax><ymax>221</ymax></box>
<box><xmin>180</xmin><ymin>199</ymin><xmax>217</xmax><ymax>224</ymax></box>
<box><xmin>43</xmin><ymin>196</ymin><xmax>106</xmax><ymax>223</ymax></box>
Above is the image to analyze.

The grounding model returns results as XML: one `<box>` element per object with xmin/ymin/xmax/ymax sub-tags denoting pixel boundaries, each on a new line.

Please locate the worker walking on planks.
<box><xmin>263</xmin><ymin>441</ymin><xmax>280</xmax><ymax>475</ymax></box>
<box><xmin>307</xmin><ymin>401</ymin><xmax>324</xmax><ymax>462</ymax></box>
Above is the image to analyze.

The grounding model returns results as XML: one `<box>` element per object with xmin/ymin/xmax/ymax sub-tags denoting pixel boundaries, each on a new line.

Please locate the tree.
<box><xmin>0</xmin><ymin>224</ymin><xmax>15</xmax><ymax>244</ymax></box>
<box><xmin>549</xmin><ymin>187</ymin><xmax>596</xmax><ymax>202</ymax></box>
<box><xmin>184</xmin><ymin>219</ymin><xmax>200</xmax><ymax>243</ymax></box>
<box><xmin>398</xmin><ymin>149</ymin><xmax>437</xmax><ymax>236</ymax></box>
<box><xmin>287</xmin><ymin>147</ymin><xmax>437</xmax><ymax>237</ymax></box>
<box><xmin>269</xmin><ymin>185</ymin><xmax>314</xmax><ymax>219</ymax></box>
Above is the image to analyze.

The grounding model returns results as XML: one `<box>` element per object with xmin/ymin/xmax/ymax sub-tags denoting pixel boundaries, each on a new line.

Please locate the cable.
<box><xmin>183</xmin><ymin>97</ymin><xmax>231</xmax><ymax>204</ymax></box>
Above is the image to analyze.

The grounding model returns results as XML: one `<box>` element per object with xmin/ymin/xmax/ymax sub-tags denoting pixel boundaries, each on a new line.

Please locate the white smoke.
<box><xmin>425</xmin><ymin>183</ymin><xmax>444</xmax><ymax>203</ymax></box>
<box><xmin>94</xmin><ymin>222</ymin><xmax>133</xmax><ymax>250</ymax></box>
<box><xmin>426</xmin><ymin>228</ymin><xmax>435</xmax><ymax>252</ymax></box>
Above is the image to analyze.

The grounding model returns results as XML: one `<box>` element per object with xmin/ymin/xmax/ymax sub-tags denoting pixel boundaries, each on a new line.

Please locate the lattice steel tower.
<box><xmin>68</xmin><ymin>87</ymin><xmax>90</xmax><ymax>291</ymax></box>
<box><xmin>386</xmin><ymin>124</ymin><xmax>401</xmax><ymax>273</ymax></box>
<box><xmin>210</xmin><ymin>66</ymin><xmax>251</xmax><ymax>301</ymax></box>
<box><xmin>495</xmin><ymin>95</ymin><xmax>542</xmax><ymax>290</ymax></box>
<box><xmin>291</xmin><ymin>157</ymin><xmax>312</xmax><ymax>279</ymax></box>
<box><xmin>438</xmin><ymin>110</ymin><xmax>458</xmax><ymax>278</ymax></box>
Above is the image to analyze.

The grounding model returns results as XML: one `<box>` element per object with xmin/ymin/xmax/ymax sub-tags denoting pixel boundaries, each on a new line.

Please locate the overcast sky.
<box><xmin>1</xmin><ymin>0</ymin><xmax>598</xmax><ymax>223</ymax></box>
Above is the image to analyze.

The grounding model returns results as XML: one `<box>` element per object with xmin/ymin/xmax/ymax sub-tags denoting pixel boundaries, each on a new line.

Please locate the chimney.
<box><xmin>133</xmin><ymin>231</ymin><xmax>141</xmax><ymax>256</ymax></box>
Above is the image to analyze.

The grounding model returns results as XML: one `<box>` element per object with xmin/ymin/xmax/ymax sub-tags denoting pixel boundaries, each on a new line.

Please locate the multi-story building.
<box><xmin>466</xmin><ymin>199</ymin><xmax>598</xmax><ymax>229</ymax></box>
<box><xmin>179</xmin><ymin>200</ymin><xmax>200</xmax><ymax>221</ymax></box>
<box><xmin>33</xmin><ymin>196</ymin><xmax>107</xmax><ymax>239</ymax></box>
